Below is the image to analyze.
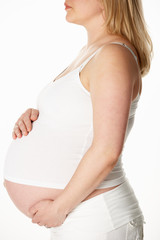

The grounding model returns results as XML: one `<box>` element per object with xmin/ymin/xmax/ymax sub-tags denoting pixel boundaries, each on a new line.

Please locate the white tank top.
<box><xmin>3</xmin><ymin>42</ymin><xmax>140</xmax><ymax>189</ymax></box>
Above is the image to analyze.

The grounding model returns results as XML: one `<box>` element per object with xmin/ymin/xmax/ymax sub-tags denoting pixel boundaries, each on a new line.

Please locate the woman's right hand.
<box><xmin>12</xmin><ymin>108</ymin><xmax>39</xmax><ymax>139</ymax></box>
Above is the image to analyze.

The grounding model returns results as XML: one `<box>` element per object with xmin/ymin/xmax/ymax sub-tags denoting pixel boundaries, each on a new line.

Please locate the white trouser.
<box><xmin>49</xmin><ymin>180</ymin><xmax>145</xmax><ymax>240</ymax></box>
<box><xmin>50</xmin><ymin>216</ymin><xmax>144</xmax><ymax>240</ymax></box>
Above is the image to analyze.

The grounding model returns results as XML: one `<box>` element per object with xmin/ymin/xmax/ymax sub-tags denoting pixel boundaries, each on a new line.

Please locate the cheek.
<box><xmin>76</xmin><ymin>1</ymin><xmax>102</xmax><ymax>18</ymax></box>
<box><xmin>67</xmin><ymin>0</ymin><xmax>103</xmax><ymax>22</ymax></box>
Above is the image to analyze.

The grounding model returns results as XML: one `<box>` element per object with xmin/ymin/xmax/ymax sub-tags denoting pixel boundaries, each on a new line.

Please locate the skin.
<box><xmin>12</xmin><ymin>108</ymin><xmax>39</xmax><ymax>139</ymax></box>
<box><xmin>5</xmin><ymin>0</ymin><xmax>142</xmax><ymax>228</ymax></box>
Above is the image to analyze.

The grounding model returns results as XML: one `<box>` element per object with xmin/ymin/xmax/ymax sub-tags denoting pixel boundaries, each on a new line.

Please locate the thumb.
<box><xmin>28</xmin><ymin>204</ymin><xmax>38</xmax><ymax>215</ymax></box>
<box><xmin>28</xmin><ymin>200</ymin><xmax>43</xmax><ymax>214</ymax></box>
<box><xmin>30</xmin><ymin>109</ymin><xmax>38</xmax><ymax>121</ymax></box>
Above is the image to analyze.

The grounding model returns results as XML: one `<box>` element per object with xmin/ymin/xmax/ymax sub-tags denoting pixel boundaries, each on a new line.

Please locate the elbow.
<box><xmin>108</xmin><ymin>150</ymin><xmax>121</xmax><ymax>165</ymax></box>
<box><xmin>91</xmin><ymin>144</ymin><xmax>120</xmax><ymax>166</ymax></box>
<box><xmin>106</xmin><ymin>154</ymin><xmax>119</xmax><ymax>167</ymax></box>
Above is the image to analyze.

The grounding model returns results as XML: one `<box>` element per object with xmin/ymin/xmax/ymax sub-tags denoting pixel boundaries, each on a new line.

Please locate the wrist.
<box><xmin>53</xmin><ymin>196</ymin><xmax>72</xmax><ymax>216</ymax></box>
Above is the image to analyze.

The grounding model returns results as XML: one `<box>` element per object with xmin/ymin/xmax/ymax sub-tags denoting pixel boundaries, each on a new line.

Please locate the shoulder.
<box><xmin>88</xmin><ymin>43</ymin><xmax>139</xmax><ymax>102</ymax></box>
<box><xmin>88</xmin><ymin>42</ymin><xmax>139</xmax><ymax>95</ymax></box>
<box><xmin>92</xmin><ymin>43</ymin><xmax>138</xmax><ymax>76</ymax></box>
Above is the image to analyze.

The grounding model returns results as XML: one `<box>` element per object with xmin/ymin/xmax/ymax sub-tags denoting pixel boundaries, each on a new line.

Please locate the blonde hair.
<box><xmin>100</xmin><ymin>0</ymin><xmax>154</xmax><ymax>77</ymax></box>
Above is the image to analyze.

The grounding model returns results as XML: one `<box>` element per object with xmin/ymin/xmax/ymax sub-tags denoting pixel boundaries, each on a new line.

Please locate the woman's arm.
<box><xmin>55</xmin><ymin>145</ymin><xmax>118</xmax><ymax>215</ymax></box>
<box><xmin>54</xmin><ymin>44</ymin><xmax>137</xmax><ymax>215</ymax></box>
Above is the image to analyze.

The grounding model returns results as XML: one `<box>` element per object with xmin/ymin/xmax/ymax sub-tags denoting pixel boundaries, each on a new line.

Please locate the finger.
<box><xmin>45</xmin><ymin>225</ymin><xmax>51</xmax><ymax>228</ymax></box>
<box><xmin>37</xmin><ymin>222</ymin><xmax>44</xmax><ymax>226</ymax></box>
<box><xmin>12</xmin><ymin>131</ymin><xmax>17</xmax><ymax>139</ymax></box>
<box><xmin>32</xmin><ymin>213</ymin><xmax>40</xmax><ymax>223</ymax></box>
<box><xmin>18</xmin><ymin>119</ymin><xmax>28</xmax><ymax>136</ymax></box>
<box><xmin>29</xmin><ymin>206</ymin><xmax>38</xmax><ymax>215</ymax></box>
<box><xmin>13</xmin><ymin>123</ymin><xmax>22</xmax><ymax>138</ymax></box>
<box><xmin>23</xmin><ymin>116</ymin><xmax>32</xmax><ymax>132</ymax></box>
<box><xmin>29</xmin><ymin>200</ymin><xmax>44</xmax><ymax>212</ymax></box>
<box><xmin>30</xmin><ymin>108</ymin><xmax>39</xmax><ymax>121</ymax></box>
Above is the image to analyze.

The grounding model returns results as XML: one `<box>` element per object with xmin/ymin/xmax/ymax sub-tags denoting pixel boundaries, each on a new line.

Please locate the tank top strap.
<box><xmin>79</xmin><ymin>45</ymin><xmax>105</xmax><ymax>73</ymax></box>
<box><xmin>79</xmin><ymin>41</ymin><xmax>139</xmax><ymax>73</ymax></box>
<box><xmin>109</xmin><ymin>42</ymin><xmax>139</xmax><ymax>65</ymax></box>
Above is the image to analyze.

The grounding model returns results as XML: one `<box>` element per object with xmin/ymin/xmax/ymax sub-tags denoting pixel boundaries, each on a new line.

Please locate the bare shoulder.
<box><xmin>88</xmin><ymin>42</ymin><xmax>140</xmax><ymax>100</ymax></box>
<box><xmin>89</xmin><ymin>43</ymin><xmax>137</xmax><ymax>84</ymax></box>
<box><xmin>92</xmin><ymin>42</ymin><xmax>138</xmax><ymax>76</ymax></box>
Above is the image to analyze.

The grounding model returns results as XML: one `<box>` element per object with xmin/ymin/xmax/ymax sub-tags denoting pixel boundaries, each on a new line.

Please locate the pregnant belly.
<box><xmin>3</xmin><ymin>116</ymin><xmax>94</xmax><ymax>189</ymax></box>
<box><xmin>4</xmin><ymin>180</ymin><xmax>121</xmax><ymax>219</ymax></box>
<box><xmin>4</xmin><ymin>180</ymin><xmax>64</xmax><ymax>218</ymax></box>
<box><xmin>3</xmin><ymin>115</ymin><xmax>121</xmax><ymax>218</ymax></box>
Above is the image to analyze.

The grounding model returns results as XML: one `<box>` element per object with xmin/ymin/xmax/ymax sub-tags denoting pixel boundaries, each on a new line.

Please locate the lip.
<box><xmin>65</xmin><ymin>6</ymin><xmax>72</xmax><ymax>10</ymax></box>
<box><xmin>64</xmin><ymin>2</ymin><xmax>71</xmax><ymax>8</ymax></box>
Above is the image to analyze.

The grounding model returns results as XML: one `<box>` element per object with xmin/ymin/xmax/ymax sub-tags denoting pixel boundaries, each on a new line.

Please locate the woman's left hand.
<box><xmin>28</xmin><ymin>199</ymin><xmax>68</xmax><ymax>228</ymax></box>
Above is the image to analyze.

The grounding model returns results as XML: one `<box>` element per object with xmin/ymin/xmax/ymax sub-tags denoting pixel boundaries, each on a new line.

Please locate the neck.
<box><xmin>82</xmin><ymin>13</ymin><xmax>113</xmax><ymax>50</ymax></box>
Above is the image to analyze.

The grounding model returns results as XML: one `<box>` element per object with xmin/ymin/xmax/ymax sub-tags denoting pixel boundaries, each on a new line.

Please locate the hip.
<box><xmin>50</xmin><ymin>178</ymin><xmax>145</xmax><ymax>237</ymax></box>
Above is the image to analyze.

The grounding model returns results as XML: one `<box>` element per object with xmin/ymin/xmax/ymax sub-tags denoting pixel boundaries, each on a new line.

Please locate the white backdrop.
<box><xmin>0</xmin><ymin>0</ymin><xmax>159</xmax><ymax>239</ymax></box>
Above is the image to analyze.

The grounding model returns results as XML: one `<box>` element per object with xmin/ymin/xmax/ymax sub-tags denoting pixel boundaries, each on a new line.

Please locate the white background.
<box><xmin>0</xmin><ymin>0</ymin><xmax>159</xmax><ymax>239</ymax></box>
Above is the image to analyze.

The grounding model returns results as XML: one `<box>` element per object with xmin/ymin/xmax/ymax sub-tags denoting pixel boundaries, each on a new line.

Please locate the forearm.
<box><xmin>55</xmin><ymin>145</ymin><xmax>117</xmax><ymax>215</ymax></box>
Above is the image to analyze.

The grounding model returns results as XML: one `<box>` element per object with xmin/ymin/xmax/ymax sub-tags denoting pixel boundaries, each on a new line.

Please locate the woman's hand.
<box><xmin>12</xmin><ymin>108</ymin><xmax>39</xmax><ymax>139</ymax></box>
<box><xmin>28</xmin><ymin>199</ymin><xmax>68</xmax><ymax>228</ymax></box>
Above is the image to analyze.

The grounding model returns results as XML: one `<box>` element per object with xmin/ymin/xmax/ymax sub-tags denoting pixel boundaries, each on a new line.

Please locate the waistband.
<box><xmin>72</xmin><ymin>179</ymin><xmax>131</xmax><ymax>210</ymax></box>
<box><xmin>71</xmin><ymin>178</ymin><xmax>145</xmax><ymax>229</ymax></box>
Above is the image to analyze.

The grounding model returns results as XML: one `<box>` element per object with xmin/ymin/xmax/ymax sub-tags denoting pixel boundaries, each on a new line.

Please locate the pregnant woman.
<box><xmin>3</xmin><ymin>0</ymin><xmax>153</xmax><ymax>239</ymax></box>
